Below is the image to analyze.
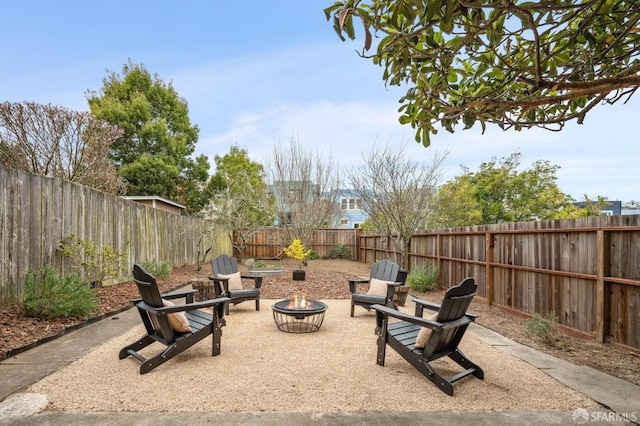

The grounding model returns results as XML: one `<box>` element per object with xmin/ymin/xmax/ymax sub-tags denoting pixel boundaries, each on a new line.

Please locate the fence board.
<box><xmin>0</xmin><ymin>167</ymin><xmax>231</xmax><ymax>305</ymax></box>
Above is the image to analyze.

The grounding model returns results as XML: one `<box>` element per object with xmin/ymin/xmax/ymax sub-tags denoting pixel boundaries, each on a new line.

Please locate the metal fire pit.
<box><xmin>271</xmin><ymin>299</ymin><xmax>328</xmax><ymax>333</ymax></box>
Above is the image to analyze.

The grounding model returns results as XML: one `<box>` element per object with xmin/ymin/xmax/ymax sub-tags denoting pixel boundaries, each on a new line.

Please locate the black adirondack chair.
<box><xmin>348</xmin><ymin>259</ymin><xmax>403</xmax><ymax>317</ymax></box>
<box><xmin>119</xmin><ymin>264</ymin><xmax>230</xmax><ymax>374</ymax></box>
<box><xmin>208</xmin><ymin>254</ymin><xmax>263</xmax><ymax>315</ymax></box>
<box><xmin>372</xmin><ymin>277</ymin><xmax>484</xmax><ymax>396</ymax></box>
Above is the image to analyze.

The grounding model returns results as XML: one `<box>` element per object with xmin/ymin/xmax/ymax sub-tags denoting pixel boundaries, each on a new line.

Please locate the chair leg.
<box><xmin>255</xmin><ymin>299</ymin><xmax>260</xmax><ymax>311</ymax></box>
<box><xmin>119</xmin><ymin>334</ymin><xmax>155</xmax><ymax>360</ymax></box>
<box><xmin>224</xmin><ymin>301</ymin><xmax>230</xmax><ymax>315</ymax></box>
<box><xmin>376</xmin><ymin>327</ymin><xmax>387</xmax><ymax>366</ymax></box>
<box><xmin>449</xmin><ymin>349</ymin><xmax>485</xmax><ymax>380</ymax></box>
<box><xmin>350</xmin><ymin>303</ymin><xmax>355</xmax><ymax>317</ymax></box>
<box><xmin>422</xmin><ymin>361</ymin><xmax>455</xmax><ymax>396</ymax></box>
<box><xmin>212</xmin><ymin>320</ymin><xmax>222</xmax><ymax>356</ymax></box>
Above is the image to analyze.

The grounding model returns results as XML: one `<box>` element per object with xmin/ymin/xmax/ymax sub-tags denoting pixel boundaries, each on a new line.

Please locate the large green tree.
<box><xmin>204</xmin><ymin>145</ymin><xmax>275</xmax><ymax>256</ymax></box>
<box><xmin>427</xmin><ymin>176</ymin><xmax>482</xmax><ymax>228</ymax></box>
<box><xmin>86</xmin><ymin>60</ymin><xmax>210</xmax><ymax>214</ymax></box>
<box><xmin>430</xmin><ymin>151</ymin><xmax>573</xmax><ymax>227</ymax></box>
<box><xmin>326</xmin><ymin>1</ymin><xmax>640</xmax><ymax>146</ymax></box>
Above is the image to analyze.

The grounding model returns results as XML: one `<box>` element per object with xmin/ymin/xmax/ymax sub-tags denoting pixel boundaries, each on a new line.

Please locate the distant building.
<box><xmin>335</xmin><ymin>189</ymin><xmax>368</xmax><ymax>229</ymax></box>
<box><xmin>123</xmin><ymin>196</ymin><xmax>185</xmax><ymax>215</ymax></box>
<box><xmin>268</xmin><ymin>184</ymin><xmax>370</xmax><ymax>228</ymax></box>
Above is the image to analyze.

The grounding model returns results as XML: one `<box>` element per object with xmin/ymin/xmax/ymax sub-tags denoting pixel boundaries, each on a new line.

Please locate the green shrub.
<box><xmin>524</xmin><ymin>312</ymin><xmax>567</xmax><ymax>348</ymax></box>
<box><xmin>140</xmin><ymin>261</ymin><xmax>171</xmax><ymax>279</ymax></box>
<box><xmin>58</xmin><ymin>234</ymin><xmax>130</xmax><ymax>286</ymax></box>
<box><xmin>325</xmin><ymin>244</ymin><xmax>350</xmax><ymax>259</ymax></box>
<box><xmin>1</xmin><ymin>280</ymin><xmax>17</xmax><ymax>306</ymax></box>
<box><xmin>406</xmin><ymin>264</ymin><xmax>438</xmax><ymax>292</ymax></box>
<box><xmin>306</xmin><ymin>249</ymin><xmax>318</xmax><ymax>260</ymax></box>
<box><xmin>22</xmin><ymin>265</ymin><xmax>99</xmax><ymax>319</ymax></box>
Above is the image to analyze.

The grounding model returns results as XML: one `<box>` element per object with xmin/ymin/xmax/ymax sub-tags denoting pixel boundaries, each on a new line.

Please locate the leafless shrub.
<box><xmin>0</xmin><ymin>101</ymin><xmax>126</xmax><ymax>194</ymax></box>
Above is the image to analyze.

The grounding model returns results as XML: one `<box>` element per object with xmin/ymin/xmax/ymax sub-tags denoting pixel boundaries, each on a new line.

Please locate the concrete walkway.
<box><xmin>1</xmin><ymin>307</ymin><xmax>638</xmax><ymax>425</ymax></box>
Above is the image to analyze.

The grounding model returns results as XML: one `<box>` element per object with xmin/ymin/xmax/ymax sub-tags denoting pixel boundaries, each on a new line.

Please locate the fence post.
<box><xmin>595</xmin><ymin>229</ymin><xmax>609</xmax><ymax>343</ymax></box>
<box><xmin>437</xmin><ymin>232</ymin><xmax>443</xmax><ymax>288</ymax></box>
<box><xmin>485</xmin><ymin>232</ymin><xmax>494</xmax><ymax>306</ymax></box>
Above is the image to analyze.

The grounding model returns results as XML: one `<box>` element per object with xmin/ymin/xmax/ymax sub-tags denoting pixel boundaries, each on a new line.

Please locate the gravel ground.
<box><xmin>27</xmin><ymin>298</ymin><xmax>597</xmax><ymax>413</ymax></box>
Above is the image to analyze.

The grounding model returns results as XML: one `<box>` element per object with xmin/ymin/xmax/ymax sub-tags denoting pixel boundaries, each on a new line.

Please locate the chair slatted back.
<box><xmin>212</xmin><ymin>254</ymin><xmax>239</xmax><ymax>276</ymax></box>
<box><xmin>427</xmin><ymin>277</ymin><xmax>477</xmax><ymax>356</ymax></box>
<box><xmin>370</xmin><ymin>260</ymin><xmax>400</xmax><ymax>283</ymax></box>
<box><xmin>132</xmin><ymin>264</ymin><xmax>175</xmax><ymax>342</ymax></box>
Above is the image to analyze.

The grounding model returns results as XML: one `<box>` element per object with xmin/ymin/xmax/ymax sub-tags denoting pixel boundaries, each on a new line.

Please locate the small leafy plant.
<box><xmin>58</xmin><ymin>234</ymin><xmax>130</xmax><ymax>286</ymax></box>
<box><xmin>406</xmin><ymin>264</ymin><xmax>438</xmax><ymax>292</ymax></box>
<box><xmin>140</xmin><ymin>261</ymin><xmax>171</xmax><ymax>279</ymax></box>
<box><xmin>283</xmin><ymin>239</ymin><xmax>312</xmax><ymax>270</ymax></box>
<box><xmin>524</xmin><ymin>311</ymin><xmax>567</xmax><ymax>348</ymax></box>
<box><xmin>325</xmin><ymin>244</ymin><xmax>350</xmax><ymax>259</ymax></box>
<box><xmin>22</xmin><ymin>265</ymin><xmax>99</xmax><ymax>319</ymax></box>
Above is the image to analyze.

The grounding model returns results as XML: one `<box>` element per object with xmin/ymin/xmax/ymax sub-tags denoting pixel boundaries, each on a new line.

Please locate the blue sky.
<box><xmin>2</xmin><ymin>1</ymin><xmax>639</xmax><ymax>202</ymax></box>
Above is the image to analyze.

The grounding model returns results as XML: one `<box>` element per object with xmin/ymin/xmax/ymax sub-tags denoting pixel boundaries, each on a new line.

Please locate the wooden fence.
<box><xmin>4</xmin><ymin>165</ymin><xmax>638</xmax><ymax>350</ymax></box>
<box><xmin>239</xmin><ymin>228</ymin><xmax>359</xmax><ymax>259</ymax></box>
<box><xmin>357</xmin><ymin>216</ymin><xmax>640</xmax><ymax>350</ymax></box>
<box><xmin>0</xmin><ymin>166</ymin><xmax>231</xmax><ymax>305</ymax></box>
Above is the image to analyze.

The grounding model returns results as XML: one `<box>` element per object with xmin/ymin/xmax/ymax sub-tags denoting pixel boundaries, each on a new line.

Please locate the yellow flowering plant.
<box><xmin>283</xmin><ymin>239</ymin><xmax>312</xmax><ymax>270</ymax></box>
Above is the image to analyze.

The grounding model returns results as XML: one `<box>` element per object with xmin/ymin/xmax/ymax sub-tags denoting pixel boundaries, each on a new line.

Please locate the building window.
<box><xmin>340</xmin><ymin>218</ymin><xmax>349</xmax><ymax>225</ymax></box>
<box><xmin>341</xmin><ymin>197</ymin><xmax>362</xmax><ymax>210</ymax></box>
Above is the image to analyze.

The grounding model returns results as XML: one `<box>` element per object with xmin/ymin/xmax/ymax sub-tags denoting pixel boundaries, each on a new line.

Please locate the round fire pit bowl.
<box><xmin>271</xmin><ymin>299</ymin><xmax>328</xmax><ymax>333</ymax></box>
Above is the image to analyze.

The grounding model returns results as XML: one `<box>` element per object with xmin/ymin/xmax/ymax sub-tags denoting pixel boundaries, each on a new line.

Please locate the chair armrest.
<box><xmin>129</xmin><ymin>289</ymin><xmax>197</xmax><ymax>305</ymax></box>
<box><xmin>412</xmin><ymin>297</ymin><xmax>441</xmax><ymax>316</ymax></box>
<box><xmin>348</xmin><ymin>277</ymin><xmax>370</xmax><ymax>293</ymax></box>
<box><xmin>372</xmin><ymin>304</ymin><xmax>474</xmax><ymax>331</ymax></box>
<box><xmin>209</xmin><ymin>275</ymin><xmax>228</xmax><ymax>295</ymax></box>
<box><xmin>241</xmin><ymin>274</ymin><xmax>263</xmax><ymax>289</ymax></box>
<box><xmin>372</xmin><ymin>304</ymin><xmax>443</xmax><ymax>330</ymax></box>
<box><xmin>411</xmin><ymin>296</ymin><xmax>478</xmax><ymax>320</ymax></box>
<box><xmin>137</xmin><ymin>297</ymin><xmax>231</xmax><ymax>315</ymax></box>
<box><xmin>162</xmin><ymin>289</ymin><xmax>197</xmax><ymax>300</ymax></box>
<box><xmin>412</xmin><ymin>297</ymin><xmax>441</xmax><ymax>311</ymax></box>
<box><xmin>241</xmin><ymin>274</ymin><xmax>261</xmax><ymax>279</ymax></box>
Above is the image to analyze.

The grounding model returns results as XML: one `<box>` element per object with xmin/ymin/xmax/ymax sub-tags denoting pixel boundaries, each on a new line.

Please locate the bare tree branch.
<box><xmin>0</xmin><ymin>102</ymin><xmax>126</xmax><ymax>194</ymax></box>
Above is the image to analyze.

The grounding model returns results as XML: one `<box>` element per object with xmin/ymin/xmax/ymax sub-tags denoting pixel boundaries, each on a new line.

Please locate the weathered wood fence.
<box><xmin>358</xmin><ymin>216</ymin><xmax>640</xmax><ymax>350</ymax></box>
<box><xmin>239</xmin><ymin>228</ymin><xmax>359</xmax><ymax>259</ymax></box>
<box><xmin>0</xmin><ymin>166</ymin><xmax>231</xmax><ymax>305</ymax></box>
